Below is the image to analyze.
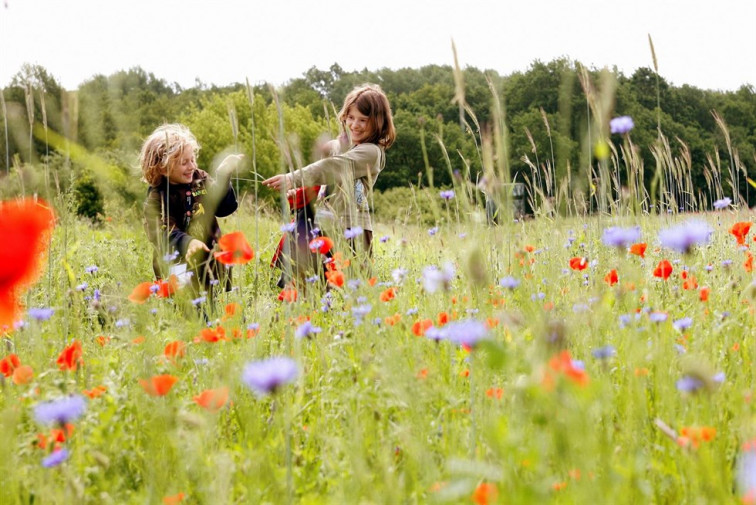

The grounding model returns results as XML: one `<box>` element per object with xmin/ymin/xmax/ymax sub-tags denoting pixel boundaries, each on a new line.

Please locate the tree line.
<box><xmin>1</xmin><ymin>60</ymin><xmax>754</xmax><ymax>214</ymax></box>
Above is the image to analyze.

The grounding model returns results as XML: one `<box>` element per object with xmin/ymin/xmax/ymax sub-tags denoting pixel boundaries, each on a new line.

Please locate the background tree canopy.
<box><xmin>1</xmin><ymin>59</ymin><xmax>754</xmax><ymax>213</ymax></box>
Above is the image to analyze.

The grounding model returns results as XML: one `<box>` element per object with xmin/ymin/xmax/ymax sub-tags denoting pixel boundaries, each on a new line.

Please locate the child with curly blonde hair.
<box><xmin>140</xmin><ymin>123</ymin><xmax>243</xmax><ymax>291</ymax></box>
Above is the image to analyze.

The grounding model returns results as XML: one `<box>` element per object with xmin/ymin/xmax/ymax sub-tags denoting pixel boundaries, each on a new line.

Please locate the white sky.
<box><xmin>1</xmin><ymin>0</ymin><xmax>754</xmax><ymax>92</ymax></box>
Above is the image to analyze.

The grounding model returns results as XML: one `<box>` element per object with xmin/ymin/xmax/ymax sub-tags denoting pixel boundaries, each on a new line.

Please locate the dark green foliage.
<box><xmin>2</xmin><ymin>60</ymin><xmax>755</xmax><ymax>205</ymax></box>
<box><xmin>73</xmin><ymin>172</ymin><xmax>104</xmax><ymax>221</ymax></box>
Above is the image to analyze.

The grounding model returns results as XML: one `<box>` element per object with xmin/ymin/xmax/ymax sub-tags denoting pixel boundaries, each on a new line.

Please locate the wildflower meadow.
<box><xmin>2</xmin><ymin>58</ymin><xmax>756</xmax><ymax>504</ymax></box>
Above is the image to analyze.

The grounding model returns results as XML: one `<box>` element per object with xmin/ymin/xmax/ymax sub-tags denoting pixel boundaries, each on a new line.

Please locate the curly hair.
<box><xmin>139</xmin><ymin>124</ymin><xmax>200</xmax><ymax>187</ymax></box>
<box><xmin>338</xmin><ymin>84</ymin><xmax>396</xmax><ymax>149</ymax></box>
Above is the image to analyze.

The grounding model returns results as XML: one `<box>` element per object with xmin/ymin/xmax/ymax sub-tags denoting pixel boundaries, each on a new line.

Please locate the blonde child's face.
<box><xmin>165</xmin><ymin>144</ymin><xmax>197</xmax><ymax>184</ymax></box>
<box><xmin>345</xmin><ymin>106</ymin><xmax>373</xmax><ymax>145</ymax></box>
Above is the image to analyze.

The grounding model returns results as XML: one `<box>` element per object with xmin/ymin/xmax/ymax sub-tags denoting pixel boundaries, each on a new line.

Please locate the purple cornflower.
<box><xmin>34</xmin><ymin>395</ymin><xmax>87</xmax><ymax>425</ymax></box>
<box><xmin>601</xmin><ymin>226</ymin><xmax>641</xmax><ymax>248</ymax></box>
<box><xmin>280</xmin><ymin>222</ymin><xmax>296</xmax><ymax>233</ymax></box>
<box><xmin>610</xmin><ymin>116</ymin><xmax>634</xmax><ymax>134</ymax></box>
<box><xmin>428</xmin><ymin>227</ymin><xmax>439</xmax><ymax>236</ymax></box>
<box><xmin>499</xmin><ymin>276</ymin><xmax>520</xmax><ymax>289</ymax></box>
<box><xmin>658</xmin><ymin>220</ymin><xmax>713</xmax><ymax>254</ymax></box>
<box><xmin>392</xmin><ymin>268</ymin><xmax>408</xmax><ymax>284</ymax></box>
<box><xmin>242</xmin><ymin>357</ymin><xmax>299</xmax><ymax>396</ymax></box>
<box><xmin>380</xmin><ymin>235</ymin><xmax>390</xmax><ymax>243</ymax></box>
<box><xmin>422</xmin><ymin>263</ymin><xmax>455</xmax><ymax>293</ymax></box>
<box><xmin>713</xmin><ymin>197</ymin><xmax>732</xmax><ymax>210</ymax></box>
<box><xmin>737</xmin><ymin>447</ymin><xmax>756</xmax><ymax>499</ymax></box>
<box><xmin>442</xmin><ymin>319</ymin><xmax>489</xmax><ymax>348</ymax></box>
<box><xmin>191</xmin><ymin>296</ymin><xmax>206</xmax><ymax>306</ymax></box>
<box><xmin>440</xmin><ymin>190</ymin><xmax>455</xmax><ymax>200</ymax></box>
<box><xmin>592</xmin><ymin>345</ymin><xmax>616</xmax><ymax>360</ymax></box>
<box><xmin>649</xmin><ymin>312</ymin><xmax>668</xmax><ymax>323</ymax></box>
<box><xmin>673</xmin><ymin>317</ymin><xmax>693</xmax><ymax>331</ymax></box>
<box><xmin>425</xmin><ymin>326</ymin><xmax>445</xmax><ymax>342</ymax></box>
<box><xmin>42</xmin><ymin>448</ymin><xmax>70</xmax><ymax>468</ymax></box>
<box><xmin>344</xmin><ymin>227</ymin><xmax>363</xmax><ymax>239</ymax></box>
<box><xmin>85</xmin><ymin>265</ymin><xmax>98</xmax><ymax>274</ymax></box>
<box><xmin>75</xmin><ymin>282</ymin><xmax>88</xmax><ymax>292</ymax></box>
<box><xmin>28</xmin><ymin>307</ymin><xmax>54</xmax><ymax>321</ymax></box>
<box><xmin>676</xmin><ymin>375</ymin><xmax>704</xmax><ymax>392</ymax></box>
<box><xmin>295</xmin><ymin>321</ymin><xmax>322</xmax><ymax>339</ymax></box>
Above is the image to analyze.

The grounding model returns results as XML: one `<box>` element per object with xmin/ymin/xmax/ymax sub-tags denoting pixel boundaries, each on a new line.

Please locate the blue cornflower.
<box><xmin>676</xmin><ymin>375</ymin><xmax>704</xmax><ymax>392</ymax></box>
<box><xmin>442</xmin><ymin>319</ymin><xmax>489</xmax><ymax>348</ymax></box>
<box><xmin>310</xmin><ymin>227</ymin><xmax>321</xmax><ymax>237</ymax></box>
<box><xmin>115</xmin><ymin>318</ymin><xmax>130</xmax><ymax>328</ymax></box>
<box><xmin>601</xmin><ymin>226</ymin><xmax>641</xmax><ymax>248</ymax></box>
<box><xmin>405</xmin><ymin>307</ymin><xmax>418</xmax><ymax>316</ymax></box>
<box><xmin>673</xmin><ymin>317</ymin><xmax>693</xmax><ymax>331</ymax></box>
<box><xmin>658</xmin><ymin>220</ymin><xmax>713</xmax><ymax>254</ymax></box>
<box><xmin>713</xmin><ymin>197</ymin><xmax>732</xmax><ymax>210</ymax></box>
<box><xmin>352</xmin><ymin>304</ymin><xmax>372</xmax><ymax>318</ymax></box>
<box><xmin>425</xmin><ymin>326</ymin><xmax>445</xmax><ymax>342</ymax></box>
<box><xmin>347</xmin><ymin>279</ymin><xmax>361</xmax><ymax>290</ymax></box>
<box><xmin>306</xmin><ymin>275</ymin><xmax>319</xmax><ymax>283</ymax></box>
<box><xmin>163</xmin><ymin>250</ymin><xmax>179</xmax><ymax>262</ymax></box>
<box><xmin>42</xmin><ymin>448</ymin><xmax>70</xmax><ymax>468</ymax></box>
<box><xmin>649</xmin><ymin>312</ymin><xmax>668</xmax><ymax>323</ymax></box>
<box><xmin>428</xmin><ymin>227</ymin><xmax>439</xmax><ymax>236</ymax></box>
<box><xmin>344</xmin><ymin>227</ymin><xmax>363</xmax><ymax>239</ymax></box>
<box><xmin>295</xmin><ymin>321</ymin><xmax>322</xmax><ymax>339</ymax></box>
<box><xmin>242</xmin><ymin>357</ymin><xmax>299</xmax><ymax>396</ymax></box>
<box><xmin>85</xmin><ymin>265</ymin><xmax>98</xmax><ymax>274</ymax></box>
<box><xmin>439</xmin><ymin>190</ymin><xmax>455</xmax><ymax>200</ymax></box>
<box><xmin>75</xmin><ymin>282</ymin><xmax>88</xmax><ymax>292</ymax></box>
<box><xmin>191</xmin><ymin>296</ymin><xmax>206</xmax><ymax>306</ymax></box>
<box><xmin>499</xmin><ymin>276</ymin><xmax>520</xmax><ymax>289</ymax></box>
<box><xmin>392</xmin><ymin>268</ymin><xmax>408</xmax><ymax>284</ymax></box>
<box><xmin>592</xmin><ymin>345</ymin><xmax>616</xmax><ymax>360</ymax></box>
<box><xmin>610</xmin><ymin>116</ymin><xmax>634</xmax><ymax>134</ymax></box>
<box><xmin>380</xmin><ymin>235</ymin><xmax>390</xmax><ymax>243</ymax></box>
<box><xmin>422</xmin><ymin>263</ymin><xmax>455</xmax><ymax>293</ymax></box>
<box><xmin>280</xmin><ymin>222</ymin><xmax>296</xmax><ymax>233</ymax></box>
<box><xmin>34</xmin><ymin>396</ymin><xmax>87</xmax><ymax>425</ymax></box>
<box><xmin>28</xmin><ymin>307</ymin><xmax>54</xmax><ymax>321</ymax></box>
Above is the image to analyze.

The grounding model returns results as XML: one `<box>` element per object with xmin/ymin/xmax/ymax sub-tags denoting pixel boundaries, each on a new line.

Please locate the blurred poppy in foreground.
<box><xmin>214</xmin><ymin>231</ymin><xmax>254</xmax><ymax>265</ymax></box>
<box><xmin>193</xmin><ymin>387</ymin><xmax>229</xmax><ymax>412</ymax></box>
<box><xmin>569</xmin><ymin>257</ymin><xmax>588</xmax><ymax>271</ymax></box>
<box><xmin>730</xmin><ymin>221</ymin><xmax>752</xmax><ymax>245</ymax></box>
<box><xmin>629</xmin><ymin>242</ymin><xmax>647</xmax><ymax>258</ymax></box>
<box><xmin>0</xmin><ymin>198</ymin><xmax>55</xmax><ymax>328</ymax></box>
<box><xmin>57</xmin><ymin>341</ymin><xmax>83</xmax><ymax>371</ymax></box>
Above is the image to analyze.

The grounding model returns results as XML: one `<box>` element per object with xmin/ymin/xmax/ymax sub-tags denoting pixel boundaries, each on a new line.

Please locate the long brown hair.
<box><xmin>338</xmin><ymin>84</ymin><xmax>396</xmax><ymax>149</ymax></box>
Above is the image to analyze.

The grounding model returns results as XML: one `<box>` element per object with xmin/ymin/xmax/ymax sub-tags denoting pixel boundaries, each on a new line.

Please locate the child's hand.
<box><xmin>217</xmin><ymin>154</ymin><xmax>245</xmax><ymax>179</ymax></box>
<box><xmin>186</xmin><ymin>239</ymin><xmax>210</xmax><ymax>261</ymax></box>
<box><xmin>262</xmin><ymin>174</ymin><xmax>292</xmax><ymax>191</ymax></box>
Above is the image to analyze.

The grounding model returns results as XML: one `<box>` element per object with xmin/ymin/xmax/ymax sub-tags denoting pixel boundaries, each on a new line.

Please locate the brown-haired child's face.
<box><xmin>345</xmin><ymin>105</ymin><xmax>373</xmax><ymax>145</ymax></box>
<box><xmin>166</xmin><ymin>145</ymin><xmax>197</xmax><ymax>184</ymax></box>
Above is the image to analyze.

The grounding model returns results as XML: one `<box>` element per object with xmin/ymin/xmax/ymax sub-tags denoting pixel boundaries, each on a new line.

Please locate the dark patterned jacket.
<box><xmin>144</xmin><ymin>169</ymin><xmax>237</xmax><ymax>287</ymax></box>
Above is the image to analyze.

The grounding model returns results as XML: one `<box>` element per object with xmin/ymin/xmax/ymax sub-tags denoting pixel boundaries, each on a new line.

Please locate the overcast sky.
<box><xmin>1</xmin><ymin>0</ymin><xmax>754</xmax><ymax>92</ymax></box>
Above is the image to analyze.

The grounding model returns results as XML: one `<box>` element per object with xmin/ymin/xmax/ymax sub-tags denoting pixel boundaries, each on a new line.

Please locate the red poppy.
<box><xmin>746</xmin><ymin>253</ymin><xmax>754</xmax><ymax>273</ymax></box>
<box><xmin>278</xmin><ymin>287</ymin><xmax>298</xmax><ymax>303</ymax></box>
<box><xmin>193</xmin><ymin>387</ymin><xmax>229</xmax><ymax>412</ymax></box>
<box><xmin>224</xmin><ymin>303</ymin><xmax>241</xmax><ymax>319</ymax></box>
<box><xmin>12</xmin><ymin>364</ymin><xmax>33</xmax><ymax>385</ymax></box>
<box><xmin>155</xmin><ymin>275</ymin><xmax>179</xmax><ymax>298</ymax></box>
<box><xmin>196</xmin><ymin>326</ymin><xmax>226</xmax><ymax>343</ymax></box>
<box><xmin>547</xmin><ymin>350</ymin><xmax>589</xmax><ymax>387</ymax></box>
<box><xmin>308</xmin><ymin>236</ymin><xmax>334</xmax><ymax>255</ymax></box>
<box><xmin>139</xmin><ymin>374</ymin><xmax>178</xmax><ymax>396</ymax></box>
<box><xmin>56</xmin><ymin>340</ymin><xmax>83</xmax><ymax>371</ymax></box>
<box><xmin>214</xmin><ymin>231</ymin><xmax>254</xmax><ymax>265</ymax></box>
<box><xmin>325</xmin><ymin>269</ymin><xmax>345</xmax><ymax>288</ymax></box>
<box><xmin>380</xmin><ymin>287</ymin><xmax>396</xmax><ymax>302</ymax></box>
<box><xmin>486</xmin><ymin>387</ymin><xmax>504</xmax><ymax>399</ymax></box>
<box><xmin>128</xmin><ymin>282</ymin><xmax>153</xmax><ymax>304</ymax></box>
<box><xmin>629</xmin><ymin>242</ymin><xmax>647</xmax><ymax>258</ymax></box>
<box><xmin>0</xmin><ymin>353</ymin><xmax>20</xmax><ymax>377</ymax></box>
<box><xmin>699</xmin><ymin>286</ymin><xmax>710</xmax><ymax>302</ymax></box>
<box><xmin>0</xmin><ymin>198</ymin><xmax>55</xmax><ymax>328</ymax></box>
<box><xmin>437</xmin><ymin>311</ymin><xmax>449</xmax><ymax>326</ymax></box>
<box><xmin>162</xmin><ymin>492</ymin><xmax>186</xmax><ymax>505</ymax></box>
<box><xmin>682</xmin><ymin>274</ymin><xmax>698</xmax><ymax>290</ymax></box>
<box><xmin>569</xmin><ymin>257</ymin><xmax>588</xmax><ymax>271</ymax></box>
<box><xmin>164</xmin><ymin>341</ymin><xmax>186</xmax><ymax>361</ymax></box>
<box><xmin>471</xmin><ymin>482</ymin><xmax>498</xmax><ymax>505</ymax></box>
<box><xmin>730</xmin><ymin>221</ymin><xmax>752</xmax><ymax>245</ymax></box>
<box><xmin>82</xmin><ymin>385</ymin><xmax>107</xmax><ymax>398</ymax></box>
<box><xmin>412</xmin><ymin>319</ymin><xmax>433</xmax><ymax>336</ymax></box>
<box><xmin>604</xmin><ymin>269</ymin><xmax>618</xmax><ymax>286</ymax></box>
<box><xmin>653</xmin><ymin>260</ymin><xmax>673</xmax><ymax>280</ymax></box>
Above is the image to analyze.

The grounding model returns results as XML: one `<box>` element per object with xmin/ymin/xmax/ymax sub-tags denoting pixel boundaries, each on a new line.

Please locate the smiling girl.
<box><xmin>263</xmin><ymin>84</ymin><xmax>396</xmax><ymax>258</ymax></box>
